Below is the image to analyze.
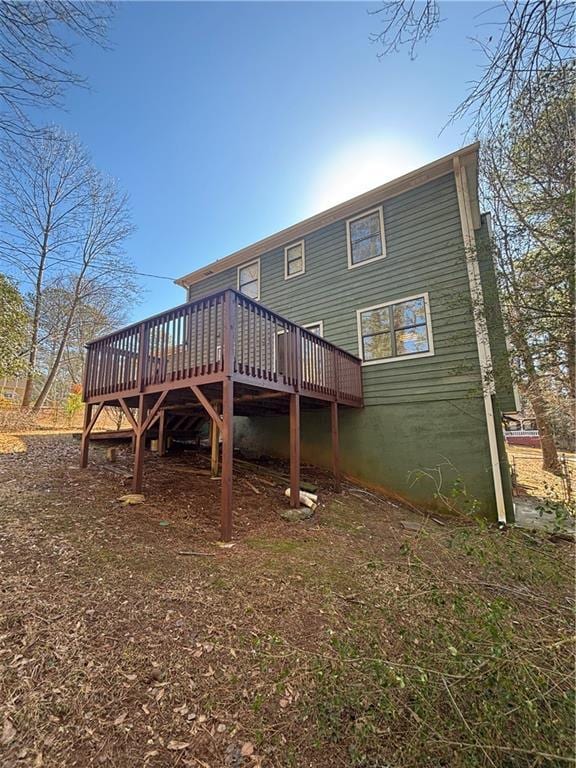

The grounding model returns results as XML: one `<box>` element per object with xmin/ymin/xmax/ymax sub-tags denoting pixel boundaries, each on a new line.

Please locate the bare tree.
<box><xmin>0</xmin><ymin>127</ymin><xmax>136</xmax><ymax>410</ymax></box>
<box><xmin>0</xmin><ymin>1</ymin><xmax>114</xmax><ymax>135</ymax></box>
<box><xmin>370</xmin><ymin>1</ymin><xmax>575</xmax><ymax>131</ymax></box>
<box><xmin>481</xmin><ymin>64</ymin><xmax>575</xmax><ymax>472</ymax></box>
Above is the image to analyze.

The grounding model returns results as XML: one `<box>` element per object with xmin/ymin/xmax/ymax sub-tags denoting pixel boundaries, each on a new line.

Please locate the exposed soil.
<box><xmin>0</xmin><ymin>434</ymin><xmax>574</xmax><ymax>768</ymax></box>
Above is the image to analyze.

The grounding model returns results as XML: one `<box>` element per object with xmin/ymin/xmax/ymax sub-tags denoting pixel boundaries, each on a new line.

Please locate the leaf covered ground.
<box><xmin>0</xmin><ymin>435</ymin><xmax>574</xmax><ymax>767</ymax></box>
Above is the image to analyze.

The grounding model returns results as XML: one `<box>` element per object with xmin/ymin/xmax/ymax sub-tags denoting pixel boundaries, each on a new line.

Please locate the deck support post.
<box><xmin>220</xmin><ymin>378</ymin><xmax>233</xmax><ymax>541</ymax></box>
<box><xmin>210</xmin><ymin>403</ymin><xmax>220</xmax><ymax>478</ymax></box>
<box><xmin>331</xmin><ymin>400</ymin><xmax>341</xmax><ymax>493</ymax></box>
<box><xmin>133</xmin><ymin>394</ymin><xmax>147</xmax><ymax>493</ymax></box>
<box><xmin>158</xmin><ymin>410</ymin><xmax>167</xmax><ymax>457</ymax></box>
<box><xmin>80</xmin><ymin>402</ymin><xmax>105</xmax><ymax>469</ymax></box>
<box><xmin>80</xmin><ymin>404</ymin><xmax>93</xmax><ymax>468</ymax></box>
<box><xmin>289</xmin><ymin>393</ymin><xmax>301</xmax><ymax>507</ymax></box>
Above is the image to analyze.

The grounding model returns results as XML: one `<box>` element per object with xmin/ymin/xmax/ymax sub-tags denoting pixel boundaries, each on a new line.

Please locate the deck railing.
<box><xmin>83</xmin><ymin>289</ymin><xmax>363</xmax><ymax>406</ymax></box>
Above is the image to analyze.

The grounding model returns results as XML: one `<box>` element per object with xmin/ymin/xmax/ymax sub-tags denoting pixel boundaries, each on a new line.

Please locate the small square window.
<box><xmin>285</xmin><ymin>241</ymin><xmax>305</xmax><ymax>279</ymax></box>
<box><xmin>238</xmin><ymin>260</ymin><xmax>260</xmax><ymax>300</ymax></box>
<box><xmin>347</xmin><ymin>208</ymin><xmax>386</xmax><ymax>268</ymax></box>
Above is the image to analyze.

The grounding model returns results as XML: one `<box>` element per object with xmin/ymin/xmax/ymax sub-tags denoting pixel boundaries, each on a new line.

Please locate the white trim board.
<box><xmin>454</xmin><ymin>155</ymin><xmax>507</xmax><ymax>525</ymax></box>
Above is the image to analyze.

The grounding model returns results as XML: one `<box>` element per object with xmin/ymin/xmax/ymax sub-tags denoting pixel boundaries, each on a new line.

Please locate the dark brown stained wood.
<box><xmin>80</xmin><ymin>403</ymin><xmax>93</xmax><ymax>468</ymax></box>
<box><xmin>133</xmin><ymin>394</ymin><xmax>147</xmax><ymax>493</ymax></box>
<box><xmin>331</xmin><ymin>400</ymin><xmax>341</xmax><ymax>493</ymax></box>
<box><xmin>82</xmin><ymin>289</ymin><xmax>361</xmax><ymax>407</ymax></box>
<box><xmin>210</xmin><ymin>402</ymin><xmax>220</xmax><ymax>477</ymax></box>
<box><xmin>289</xmin><ymin>393</ymin><xmax>300</xmax><ymax>507</ymax></box>
<box><xmin>220</xmin><ymin>377</ymin><xmax>233</xmax><ymax>541</ymax></box>
<box><xmin>80</xmin><ymin>288</ymin><xmax>363</xmax><ymax>540</ymax></box>
<box><xmin>118</xmin><ymin>398</ymin><xmax>138</xmax><ymax>431</ymax></box>
<box><xmin>190</xmin><ymin>385</ymin><xmax>221</xmax><ymax>429</ymax></box>
<box><xmin>158</xmin><ymin>409</ymin><xmax>167</xmax><ymax>456</ymax></box>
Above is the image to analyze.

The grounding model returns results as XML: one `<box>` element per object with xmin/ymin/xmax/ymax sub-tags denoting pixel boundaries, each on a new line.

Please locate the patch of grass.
<box><xmin>298</xmin><ymin>579</ymin><xmax>574</xmax><ymax>767</ymax></box>
<box><xmin>245</xmin><ymin>536</ymin><xmax>306</xmax><ymax>554</ymax></box>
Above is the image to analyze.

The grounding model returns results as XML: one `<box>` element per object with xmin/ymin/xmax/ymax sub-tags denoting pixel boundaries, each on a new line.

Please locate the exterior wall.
<box><xmin>475</xmin><ymin>216</ymin><xmax>517</xmax><ymax>412</ymax></box>
<box><xmin>186</xmin><ymin>172</ymin><xmax>511</xmax><ymax>518</ymax></box>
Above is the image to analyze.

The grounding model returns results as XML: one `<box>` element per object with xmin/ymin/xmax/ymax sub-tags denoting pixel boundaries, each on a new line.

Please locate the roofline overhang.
<box><xmin>175</xmin><ymin>141</ymin><xmax>480</xmax><ymax>289</ymax></box>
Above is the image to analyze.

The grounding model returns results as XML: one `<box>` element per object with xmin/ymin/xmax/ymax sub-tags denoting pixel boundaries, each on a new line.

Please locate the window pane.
<box><xmin>240</xmin><ymin>279</ymin><xmax>258</xmax><ymax>299</ymax></box>
<box><xmin>393</xmin><ymin>298</ymin><xmax>426</xmax><ymax>329</ymax></box>
<box><xmin>306</xmin><ymin>323</ymin><xmax>322</xmax><ymax>336</ymax></box>
<box><xmin>395</xmin><ymin>325</ymin><xmax>429</xmax><ymax>355</ymax></box>
<box><xmin>240</xmin><ymin>263</ymin><xmax>258</xmax><ymax>285</ymax></box>
<box><xmin>361</xmin><ymin>307</ymin><xmax>390</xmax><ymax>336</ymax></box>
<box><xmin>287</xmin><ymin>243</ymin><xmax>303</xmax><ymax>262</ymax></box>
<box><xmin>363</xmin><ymin>332</ymin><xmax>391</xmax><ymax>360</ymax></box>
<box><xmin>287</xmin><ymin>256</ymin><xmax>303</xmax><ymax>275</ymax></box>
<box><xmin>351</xmin><ymin>235</ymin><xmax>382</xmax><ymax>264</ymax></box>
<box><xmin>350</xmin><ymin>212</ymin><xmax>381</xmax><ymax>243</ymax></box>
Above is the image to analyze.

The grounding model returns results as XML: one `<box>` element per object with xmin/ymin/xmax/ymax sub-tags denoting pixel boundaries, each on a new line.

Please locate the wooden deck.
<box><xmin>80</xmin><ymin>289</ymin><xmax>363</xmax><ymax>540</ymax></box>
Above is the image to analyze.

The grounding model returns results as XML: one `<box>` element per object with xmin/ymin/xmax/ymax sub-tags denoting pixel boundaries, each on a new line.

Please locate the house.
<box><xmin>80</xmin><ymin>143</ymin><xmax>516</xmax><ymax>537</ymax></box>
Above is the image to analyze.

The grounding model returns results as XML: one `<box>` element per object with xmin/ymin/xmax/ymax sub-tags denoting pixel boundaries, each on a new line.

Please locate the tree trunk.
<box><xmin>31</xmin><ymin>290</ymin><xmax>80</xmax><ymax>413</ymax></box>
<box><xmin>21</xmin><ymin>213</ymin><xmax>51</xmax><ymax>409</ymax></box>
<box><xmin>529</xmin><ymin>385</ymin><xmax>562</xmax><ymax>475</ymax></box>
<box><xmin>512</xmin><ymin>328</ymin><xmax>562</xmax><ymax>475</ymax></box>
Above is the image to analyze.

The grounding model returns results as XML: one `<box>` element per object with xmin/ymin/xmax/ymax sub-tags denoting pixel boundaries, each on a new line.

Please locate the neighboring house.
<box><xmin>0</xmin><ymin>376</ymin><xmax>26</xmax><ymax>405</ymax></box>
<box><xmin>504</xmin><ymin>415</ymin><xmax>541</xmax><ymax>448</ymax></box>
<box><xmin>80</xmin><ymin>142</ymin><xmax>516</xmax><ymax>536</ymax></box>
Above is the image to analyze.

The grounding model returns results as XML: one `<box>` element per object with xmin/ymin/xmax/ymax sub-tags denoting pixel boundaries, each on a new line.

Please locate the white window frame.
<box><xmin>346</xmin><ymin>206</ymin><xmax>386</xmax><ymax>270</ymax></box>
<box><xmin>302</xmin><ymin>320</ymin><xmax>324</xmax><ymax>337</ymax></box>
<box><xmin>356</xmin><ymin>292</ymin><xmax>434</xmax><ymax>366</ymax></box>
<box><xmin>237</xmin><ymin>258</ymin><xmax>260</xmax><ymax>301</ymax></box>
<box><xmin>284</xmin><ymin>240</ymin><xmax>306</xmax><ymax>280</ymax></box>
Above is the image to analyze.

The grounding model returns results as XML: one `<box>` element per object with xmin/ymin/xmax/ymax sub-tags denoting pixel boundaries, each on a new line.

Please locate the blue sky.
<box><xmin>37</xmin><ymin>1</ymin><xmax>498</xmax><ymax>319</ymax></box>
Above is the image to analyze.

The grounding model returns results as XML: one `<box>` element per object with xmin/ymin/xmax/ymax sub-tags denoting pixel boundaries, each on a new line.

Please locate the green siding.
<box><xmin>185</xmin><ymin>172</ymin><xmax>512</xmax><ymax>519</ymax></box>
<box><xmin>475</xmin><ymin>216</ymin><xmax>517</xmax><ymax>413</ymax></box>
<box><xmin>189</xmin><ymin>173</ymin><xmax>484</xmax><ymax>406</ymax></box>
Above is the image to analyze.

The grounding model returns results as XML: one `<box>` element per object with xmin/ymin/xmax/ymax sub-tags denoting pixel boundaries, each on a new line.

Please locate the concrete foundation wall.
<box><xmin>234</xmin><ymin>397</ymin><xmax>503</xmax><ymax>519</ymax></box>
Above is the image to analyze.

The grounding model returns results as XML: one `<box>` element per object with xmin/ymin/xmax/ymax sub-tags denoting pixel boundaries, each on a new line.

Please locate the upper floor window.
<box><xmin>285</xmin><ymin>241</ymin><xmax>305</xmax><ymax>279</ymax></box>
<box><xmin>357</xmin><ymin>293</ymin><xmax>434</xmax><ymax>365</ymax></box>
<box><xmin>237</xmin><ymin>259</ymin><xmax>260</xmax><ymax>300</ymax></box>
<box><xmin>347</xmin><ymin>207</ymin><xmax>386</xmax><ymax>268</ymax></box>
<box><xmin>303</xmin><ymin>321</ymin><xmax>323</xmax><ymax>337</ymax></box>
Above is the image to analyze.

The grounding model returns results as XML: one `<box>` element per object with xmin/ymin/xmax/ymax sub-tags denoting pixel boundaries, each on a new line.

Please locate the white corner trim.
<box><xmin>237</xmin><ymin>257</ymin><xmax>261</xmax><ymax>301</ymax></box>
<box><xmin>346</xmin><ymin>206</ymin><xmax>386</xmax><ymax>270</ymax></box>
<box><xmin>284</xmin><ymin>240</ymin><xmax>306</xmax><ymax>280</ymax></box>
<box><xmin>355</xmin><ymin>292</ymin><xmax>434</xmax><ymax>365</ymax></box>
<box><xmin>454</xmin><ymin>156</ymin><xmax>507</xmax><ymax>525</ymax></box>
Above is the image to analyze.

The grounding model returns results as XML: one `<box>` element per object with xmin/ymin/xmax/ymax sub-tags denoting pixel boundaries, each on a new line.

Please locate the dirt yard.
<box><xmin>0</xmin><ymin>434</ymin><xmax>574</xmax><ymax>767</ymax></box>
<box><xmin>507</xmin><ymin>443</ymin><xmax>576</xmax><ymax>501</ymax></box>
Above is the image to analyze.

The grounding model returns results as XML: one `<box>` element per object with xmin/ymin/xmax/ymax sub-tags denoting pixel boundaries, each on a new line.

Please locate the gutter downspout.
<box><xmin>453</xmin><ymin>156</ymin><xmax>508</xmax><ymax>525</ymax></box>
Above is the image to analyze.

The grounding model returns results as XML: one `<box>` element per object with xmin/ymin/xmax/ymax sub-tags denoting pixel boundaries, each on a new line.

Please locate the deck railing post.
<box><xmin>137</xmin><ymin>322</ymin><xmax>148</xmax><ymax>392</ymax></box>
<box><xmin>333</xmin><ymin>349</ymin><xmax>340</xmax><ymax>402</ymax></box>
<box><xmin>294</xmin><ymin>327</ymin><xmax>302</xmax><ymax>392</ymax></box>
<box><xmin>223</xmin><ymin>290</ymin><xmax>236</xmax><ymax>377</ymax></box>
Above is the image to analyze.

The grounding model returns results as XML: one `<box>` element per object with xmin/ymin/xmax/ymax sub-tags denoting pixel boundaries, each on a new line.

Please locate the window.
<box><xmin>303</xmin><ymin>321</ymin><xmax>323</xmax><ymax>337</ymax></box>
<box><xmin>285</xmin><ymin>241</ymin><xmax>305</xmax><ymax>279</ymax></box>
<box><xmin>347</xmin><ymin>207</ymin><xmax>386</xmax><ymax>268</ymax></box>
<box><xmin>357</xmin><ymin>293</ymin><xmax>434</xmax><ymax>365</ymax></box>
<box><xmin>237</xmin><ymin>259</ymin><xmax>260</xmax><ymax>300</ymax></box>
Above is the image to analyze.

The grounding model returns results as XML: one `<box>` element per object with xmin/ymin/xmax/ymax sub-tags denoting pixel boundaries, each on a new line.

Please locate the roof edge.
<box><xmin>175</xmin><ymin>142</ymin><xmax>480</xmax><ymax>288</ymax></box>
